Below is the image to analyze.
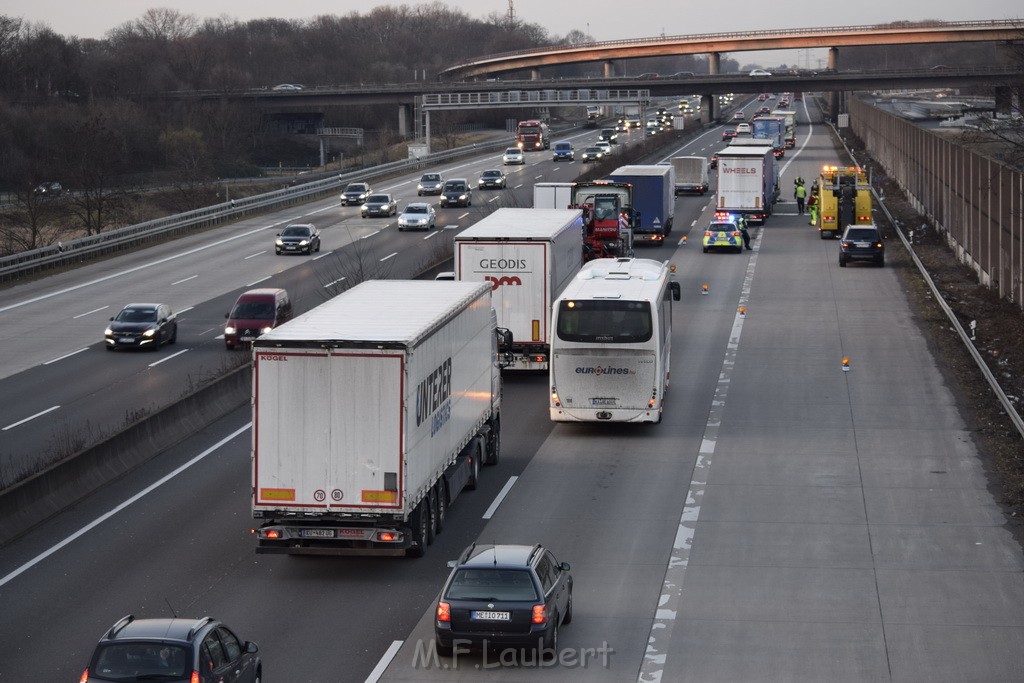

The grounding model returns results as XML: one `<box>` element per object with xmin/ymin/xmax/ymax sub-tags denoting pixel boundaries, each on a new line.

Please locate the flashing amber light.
<box><xmin>842</xmin><ymin>358</ymin><xmax>850</xmax><ymax>367</ymax></box>
<box><xmin>680</xmin><ymin>236</ymin><xmax>687</xmax><ymax>244</ymax></box>
<box><xmin>264</xmin><ymin>529</ymin><xmax>281</xmax><ymax>539</ymax></box>
<box><xmin>531</xmin><ymin>604</ymin><xmax>547</xmax><ymax>625</ymax></box>
<box><xmin>701</xmin><ymin>284</ymin><xmax>709</xmax><ymax>293</ymax></box>
<box><xmin>738</xmin><ymin>306</ymin><xmax>746</xmax><ymax>316</ymax></box>
<box><xmin>437</xmin><ymin>602</ymin><xmax>451</xmax><ymax>623</ymax></box>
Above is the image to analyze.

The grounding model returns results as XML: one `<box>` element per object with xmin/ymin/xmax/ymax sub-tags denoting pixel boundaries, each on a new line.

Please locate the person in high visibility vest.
<box><xmin>807</xmin><ymin>191</ymin><xmax>818</xmax><ymax>226</ymax></box>
<box><xmin>794</xmin><ymin>183</ymin><xmax>807</xmax><ymax>215</ymax></box>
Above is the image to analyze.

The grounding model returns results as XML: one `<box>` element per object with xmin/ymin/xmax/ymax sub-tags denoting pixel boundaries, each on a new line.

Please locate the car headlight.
<box><xmin>143</xmin><ymin>328</ymin><xmax>156</xmax><ymax>337</ymax></box>
<box><xmin>261</xmin><ymin>326</ymin><xmax>273</xmax><ymax>334</ymax></box>
<box><xmin>459</xmin><ymin>194</ymin><xmax>467</xmax><ymax>200</ymax></box>
<box><xmin>299</xmin><ymin>240</ymin><xmax>309</xmax><ymax>246</ymax></box>
<box><xmin>224</xmin><ymin>326</ymin><xmax>236</xmax><ymax>334</ymax></box>
<box><xmin>104</xmin><ymin>328</ymin><xmax>113</xmax><ymax>336</ymax></box>
<box><xmin>275</xmin><ymin>239</ymin><xmax>284</xmax><ymax>246</ymax></box>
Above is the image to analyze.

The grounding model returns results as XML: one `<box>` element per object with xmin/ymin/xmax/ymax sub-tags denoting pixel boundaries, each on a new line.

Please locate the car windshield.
<box><xmin>230</xmin><ymin>302</ymin><xmax>274</xmax><ymax>320</ymax></box>
<box><xmin>445</xmin><ymin>183</ymin><xmax>466</xmax><ymax>191</ymax></box>
<box><xmin>421</xmin><ymin>174</ymin><xmax>440</xmax><ymax>182</ymax></box>
<box><xmin>92</xmin><ymin>643</ymin><xmax>189</xmax><ymax>679</ymax></box>
<box><xmin>556</xmin><ymin>300</ymin><xmax>653</xmax><ymax>344</ymax></box>
<box><xmin>366</xmin><ymin>195</ymin><xmax>390</xmax><ymax>203</ymax></box>
<box><xmin>846</xmin><ymin>228</ymin><xmax>879</xmax><ymax>241</ymax></box>
<box><xmin>710</xmin><ymin>222</ymin><xmax>736</xmax><ymax>232</ymax></box>
<box><xmin>446</xmin><ymin>569</ymin><xmax>539</xmax><ymax>601</ymax></box>
<box><xmin>405</xmin><ymin>205</ymin><xmax>427</xmax><ymax>214</ymax></box>
<box><xmin>585</xmin><ymin>147</ymin><xmax>602</xmax><ymax>153</ymax></box>
<box><xmin>115</xmin><ymin>308</ymin><xmax>157</xmax><ymax>323</ymax></box>
<box><xmin>482</xmin><ymin>171</ymin><xmax>501</xmax><ymax>178</ymax></box>
<box><xmin>345</xmin><ymin>184</ymin><xmax>367</xmax><ymax>192</ymax></box>
<box><xmin>281</xmin><ymin>226</ymin><xmax>310</xmax><ymax>236</ymax></box>
<box><xmin>505</xmin><ymin>149</ymin><xmax>520</xmax><ymax>155</ymax></box>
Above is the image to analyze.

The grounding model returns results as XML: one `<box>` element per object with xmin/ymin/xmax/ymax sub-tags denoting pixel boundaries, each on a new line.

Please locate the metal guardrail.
<box><xmin>0</xmin><ymin>135</ymin><xmax>524</xmax><ymax>282</ymax></box>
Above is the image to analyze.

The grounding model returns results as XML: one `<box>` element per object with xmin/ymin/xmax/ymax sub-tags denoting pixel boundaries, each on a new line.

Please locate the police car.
<box><xmin>702</xmin><ymin>213</ymin><xmax>744</xmax><ymax>253</ymax></box>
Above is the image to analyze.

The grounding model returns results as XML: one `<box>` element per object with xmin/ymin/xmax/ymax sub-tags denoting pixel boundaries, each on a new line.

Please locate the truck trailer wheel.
<box><xmin>407</xmin><ymin>500</ymin><xmax>431</xmax><ymax>558</ymax></box>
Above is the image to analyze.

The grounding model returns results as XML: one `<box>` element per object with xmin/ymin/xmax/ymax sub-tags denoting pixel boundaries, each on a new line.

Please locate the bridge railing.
<box><xmin>444</xmin><ymin>19</ymin><xmax>1023</xmax><ymax>70</ymax></box>
<box><xmin>0</xmin><ymin>135</ymin><xmax>515</xmax><ymax>282</ymax></box>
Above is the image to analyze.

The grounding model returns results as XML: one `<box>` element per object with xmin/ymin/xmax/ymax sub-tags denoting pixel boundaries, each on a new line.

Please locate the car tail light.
<box><xmin>842</xmin><ymin>241</ymin><xmax>853</xmax><ymax>248</ymax></box>
<box><xmin>875</xmin><ymin>243</ymin><xmax>883</xmax><ymax>248</ymax></box>
<box><xmin>730</xmin><ymin>231</ymin><xmax>741</xmax><ymax>237</ymax></box>
<box><xmin>80</xmin><ymin>670</ymin><xmax>89</xmax><ymax>683</ymax></box>
<box><xmin>532</xmin><ymin>604</ymin><xmax>547</xmax><ymax>625</ymax></box>
<box><xmin>437</xmin><ymin>602</ymin><xmax>451</xmax><ymax>623</ymax></box>
<box><xmin>704</xmin><ymin>231</ymin><xmax>714</xmax><ymax>237</ymax></box>
<box><xmin>264</xmin><ymin>529</ymin><xmax>281</xmax><ymax>539</ymax></box>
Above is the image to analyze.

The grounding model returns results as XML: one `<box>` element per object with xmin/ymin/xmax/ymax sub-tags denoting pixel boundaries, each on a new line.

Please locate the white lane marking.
<box><xmin>313</xmin><ymin>250</ymin><xmax>333</xmax><ymax>260</ymax></box>
<box><xmin>639</xmin><ymin>228</ymin><xmax>762</xmax><ymax>683</ymax></box>
<box><xmin>535</xmin><ymin>175</ymin><xmax>544</xmax><ymax>179</ymax></box>
<box><xmin>458</xmin><ymin>213</ymin><xmax>469</xmax><ymax>219</ymax></box>
<box><xmin>246</xmin><ymin>276</ymin><xmax>271</xmax><ymax>287</ymax></box>
<box><xmin>690</xmin><ymin>219</ymin><xmax>697</xmax><ymax>227</ymax></box>
<box><xmin>383</xmin><ymin>181</ymin><xmax>411</xmax><ymax>190</ymax></box>
<box><xmin>0</xmin><ymin>221</ymin><xmax>295</xmax><ymax>315</ymax></box>
<box><xmin>43</xmin><ymin>348</ymin><xmax>88</xmax><ymax>365</ymax></box>
<box><xmin>148</xmin><ymin>349</ymin><xmax>189</xmax><ymax>367</ymax></box>
<box><xmin>488</xmin><ymin>196</ymin><xmax>499</xmax><ymax>203</ymax></box>
<box><xmin>366</xmin><ymin>640</ymin><xmax>404</xmax><ymax>683</ymax></box>
<box><xmin>443</xmin><ymin>224</ymin><xmax>459</xmax><ymax>230</ymax></box>
<box><xmin>514</xmin><ymin>184</ymin><xmax>524</xmax><ymax>189</ymax></box>
<box><xmin>379</xmin><ymin>252</ymin><xmax>398</xmax><ymax>262</ymax></box>
<box><xmin>2</xmin><ymin>405</ymin><xmax>61</xmax><ymax>431</ymax></box>
<box><xmin>701</xmin><ymin>205</ymin><xmax>707</xmax><ymax>212</ymax></box>
<box><xmin>0</xmin><ymin>423</ymin><xmax>251</xmax><ymax>588</ymax></box>
<box><xmin>307</xmin><ymin>205</ymin><xmax>335</xmax><ymax>215</ymax></box>
<box><xmin>324</xmin><ymin>277</ymin><xmax>346</xmax><ymax>288</ymax></box>
<box><xmin>423</xmin><ymin>231</ymin><xmax>439</xmax><ymax>240</ymax></box>
<box><xmin>483</xmin><ymin>476</ymin><xmax>519</xmax><ymax>520</ymax></box>
<box><xmin>73</xmin><ymin>306</ymin><xmax>109</xmax><ymax>319</ymax></box>
<box><xmin>361</xmin><ymin>230</ymin><xmax>381</xmax><ymax>240</ymax></box>
<box><xmin>177</xmin><ymin>306</ymin><xmax>194</xmax><ymax>315</ymax></box>
<box><xmin>244</xmin><ymin>251</ymin><xmax>266</xmax><ymax>260</ymax></box>
<box><xmin>171</xmin><ymin>275</ymin><xmax>198</xmax><ymax>285</ymax></box>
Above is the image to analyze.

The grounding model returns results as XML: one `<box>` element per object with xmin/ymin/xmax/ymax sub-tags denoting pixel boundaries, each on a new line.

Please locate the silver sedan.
<box><xmin>397</xmin><ymin>202</ymin><xmax>437</xmax><ymax>231</ymax></box>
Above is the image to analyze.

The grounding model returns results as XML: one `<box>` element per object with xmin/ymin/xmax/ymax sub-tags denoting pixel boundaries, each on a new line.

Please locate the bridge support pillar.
<box><xmin>827</xmin><ymin>48</ymin><xmax>839</xmax><ymax>120</ymax></box>
<box><xmin>708</xmin><ymin>52</ymin><xmax>720</xmax><ymax>75</ymax></box>
<box><xmin>994</xmin><ymin>87</ymin><xmax>1013</xmax><ymax>115</ymax></box>
<box><xmin>603</xmin><ymin>60</ymin><xmax>615</xmax><ymax>78</ymax></box>
<box><xmin>701</xmin><ymin>94</ymin><xmax>715</xmax><ymax>123</ymax></box>
<box><xmin>397</xmin><ymin>103</ymin><xmax>414</xmax><ymax>138</ymax></box>
<box><xmin>530</xmin><ymin>68</ymin><xmax>541</xmax><ymax>81</ymax></box>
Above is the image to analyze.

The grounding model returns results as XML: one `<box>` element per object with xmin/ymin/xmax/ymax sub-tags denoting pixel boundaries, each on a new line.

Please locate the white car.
<box><xmin>397</xmin><ymin>203</ymin><xmax>437</xmax><ymax>231</ymax></box>
<box><xmin>735</xmin><ymin>123</ymin><xmax>752</xmax><ymax>135</ymax></box>
<box><xmin>594</xmin><ymin>141</ymin><xmax>613</xmax><ymax>157</ymax></box>
<box><xmin>749</xmin><ymin>69</ymin><xmax>772</xmax><ymax>77</ymax></box>
<box><xmin>272</xmin><ymin>83</ymin><xmax>304</xmax><ymax>91</ymax></box>
<box><xmin>502</xmin><ymin>147</ymin><xmax>525</xmax><ymax>165</ymax></box>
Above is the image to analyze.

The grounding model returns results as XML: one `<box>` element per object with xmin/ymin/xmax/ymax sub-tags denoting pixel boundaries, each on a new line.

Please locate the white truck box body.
<box><xmin>252</xmin><ymin>280</ymin><xmax>494</xmax><ymax>517</ymax></box>
<box><xmin>671</xmin><ymin>156</ymin><xmax>709</xmax><ymax>194</ymax></box>
<box><xmin>533</xmin><ymin>182</ymin><xmax>574</xmax><ymax>209</ymax></box>
<box><xmin>716</xmin><ymin>147</ymin><xmax>776</xmax><ymax>224</ymax></box>
<box><xmin>456</xmin><ymin>208</ymin><xmax>583</xmax><ymax>369</ymax></box>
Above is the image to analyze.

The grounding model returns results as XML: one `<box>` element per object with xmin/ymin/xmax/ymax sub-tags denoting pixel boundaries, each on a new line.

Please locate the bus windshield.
<box><xmin>556</xmin><ymin>300</ymin><xmax>652</xmax><ymax>344</ymax></box>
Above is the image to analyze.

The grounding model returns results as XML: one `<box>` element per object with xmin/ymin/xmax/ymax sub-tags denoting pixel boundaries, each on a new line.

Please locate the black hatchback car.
<box><xmin>434</xmin><ymin>543</ymin><xmax>572</xmax><ymax>656</ymax></box>
<box><xmin>275</xmin><ymin>223</ymin><xmax>321</xmax><ymax>255</ymax></box>
<box><xmin>477</xmin><ymin>170</ymin><xmax>507</xmax><ymax>190</ymax></box>
<box><xmin>839</xmin><ymin>225</ymin><xmax>885</xmax><ymax>267</ymax></box>
<box><xmin>81</xmin><ymin>614</ymin><xmax>261</xmax><ymax>683</ymax></box>
<box><xmin>439</xmin><ymin>179</ymin><xmax>472</xmax><ymax>208</ymax></box>
<box><xmin>105</xmin><ymin>303</ymin><xmax>177</xmax><ymax>351</ymax></box>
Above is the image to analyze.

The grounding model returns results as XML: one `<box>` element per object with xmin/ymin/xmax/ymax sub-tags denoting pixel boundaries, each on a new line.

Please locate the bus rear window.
<box><xmin>556</xmin><ymin>300</ymin><xmax>652</xmax><ymax>343</ymax></box>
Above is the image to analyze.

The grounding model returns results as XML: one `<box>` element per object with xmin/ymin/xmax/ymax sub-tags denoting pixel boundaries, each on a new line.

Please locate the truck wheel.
<box><xmin>485</xmin><ymin>418</ymin><xmax>500</xmax><ymax>466</ymax></box>
<box><xmin>407</xmin><ymin>500</ymin><xmax>430</xmax><ymax>558</ymax></box>
<box><xmin>466</xmin><ymin>448</ymin><xmax>481</xmax><ymax>490</ymax></box>
<box><xmin>434</xmin><ymin>480</ymin><xmax>448</xmax><ymax>532</ymax></box>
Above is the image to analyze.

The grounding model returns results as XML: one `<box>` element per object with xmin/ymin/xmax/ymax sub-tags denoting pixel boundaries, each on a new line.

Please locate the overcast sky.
<box><xmin>4</xmin><ymin>0</ymin><xmax>1020</xmax><ymax>66</ymax></box>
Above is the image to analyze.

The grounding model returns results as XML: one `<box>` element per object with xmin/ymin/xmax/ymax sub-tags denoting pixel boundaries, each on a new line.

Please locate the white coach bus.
<box><xmin>549</xmin><ymin>258</ymin><xmax>680</xmax><ymax>423</ymax></box>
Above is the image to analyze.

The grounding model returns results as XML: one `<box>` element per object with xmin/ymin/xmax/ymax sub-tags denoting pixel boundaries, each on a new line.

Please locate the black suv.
<box><xmin>439</xmin><ymin>179</ymin><xmax>472</xmax><ymax>208</ymax></box>
<box><xmin>81</xmin><ymin>614</ymin><xmax>261</xmax><ymax>682</ymax></box>
<box><xmin>275</xmin><ymin>223</ymin><xmax>321</xmax><ymax>254</ymax></box>
<box><xmin>434</xmin><ymin>543</ymin><xmax>572</xmax><ymax>656</ymax></box>
<box><xmin>839</xmin><ymin>225</ymin><xmax>885</xmax><ymax>267</ymax></box>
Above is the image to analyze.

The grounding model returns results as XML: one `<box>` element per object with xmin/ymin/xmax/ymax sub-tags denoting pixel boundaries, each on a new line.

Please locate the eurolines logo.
<box><xmin>575</xmin><ymin>366</ymin><xmax>633</xmax><ymax>376</ymax></box>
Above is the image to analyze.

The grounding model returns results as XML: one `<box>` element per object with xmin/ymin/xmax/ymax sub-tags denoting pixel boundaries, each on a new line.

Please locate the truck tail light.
<box><xmin>377</xmin><ymin>531</ymin><xmax>399</xmax><ymax>542</ymax></box>
<box><xmin>532</xmin><ymin>604</ymin><xmax>547</xmax><ymax>625</ymax></box>
<box><xmin>437</xmin><ymin>602</ymin><xmax>451</xmax><ymax>623</ymax></box>
<box><xmin>264</xmin><ymin>529</ymin><xmax>281</xmax><ymax>539</ymax></box>
<box><xmin>858</xmin><ymin>216</ymin><xmax>871</xmax><ymax>222</ymax></box>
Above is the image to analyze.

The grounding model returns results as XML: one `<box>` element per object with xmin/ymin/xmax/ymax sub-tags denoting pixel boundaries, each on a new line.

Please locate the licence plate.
<box><xmin>591</xmin><ymin>398</ymin><xmax>616</xmax><ymax>406</ymax></box>
<box><xmin>300</xmin><ymin>529</ymin><xmax>335</xmax><ymax>538</ymax></box>
<box><xmin>856</xmin><ymin>242</ymin><xmax>870</xmax><ymax>247</ymax></box>
<box><xmin>118</xmin><ymin>337</ymin><xmax>134</xmax><ymax>344</ymax></box>
<box><xmin>472</xmin><ymin>611</ymin><xmax>510</xmax><ymax>621</ymax></box>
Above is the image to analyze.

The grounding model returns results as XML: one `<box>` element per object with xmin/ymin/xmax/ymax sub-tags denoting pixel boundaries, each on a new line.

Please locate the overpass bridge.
<box><xmin>438</xmin><ymin>19</ymin><xmax>1023</xmax><ymax>80</ymax></box>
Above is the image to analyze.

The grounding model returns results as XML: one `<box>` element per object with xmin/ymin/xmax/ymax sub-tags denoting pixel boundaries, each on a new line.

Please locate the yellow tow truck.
<box><xmin>814</xmin><ymin>166</ymin><xmax>873</xmax><ymax>239</ymax></box>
